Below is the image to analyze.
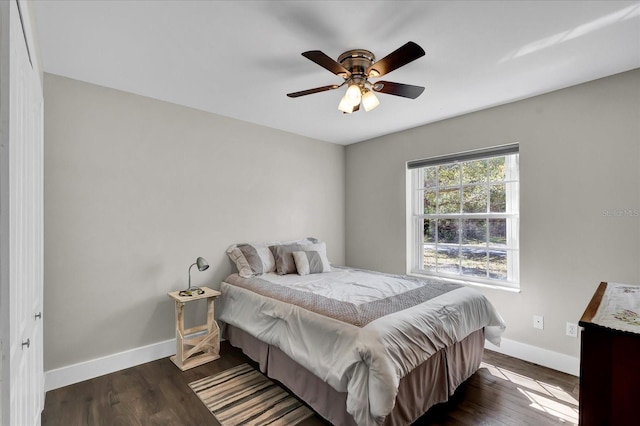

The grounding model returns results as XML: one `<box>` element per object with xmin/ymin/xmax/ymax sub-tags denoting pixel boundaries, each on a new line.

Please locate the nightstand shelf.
<box><xmin>167</xmin><ymin>286</ymin><xmax>221</xmax><ymax>370</ymax></box>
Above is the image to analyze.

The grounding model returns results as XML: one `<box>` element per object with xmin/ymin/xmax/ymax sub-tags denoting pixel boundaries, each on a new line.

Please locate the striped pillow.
<box><xmin>292</xmin><ymin>249</ymin><xmax>331</xmax><ymax>276</ymax></box>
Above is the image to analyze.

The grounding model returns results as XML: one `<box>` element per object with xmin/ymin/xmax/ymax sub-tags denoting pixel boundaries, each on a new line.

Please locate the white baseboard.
<box><xmin>44</xmin><ymin>335</ymin><xmax>579</xmax><ymax>392</ymax></box>
<box><xmin>44</xmin><ymin>339</ymin><xmax>175</xmax><ymax>392</ymax></box>
<box><xmin>485</xmin><ymin>337</ymin><xmax>580</xmax><ymax>377</ymax></box>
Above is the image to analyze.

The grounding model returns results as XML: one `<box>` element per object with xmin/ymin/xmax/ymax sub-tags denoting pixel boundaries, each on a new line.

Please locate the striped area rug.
<box><xmin>189</xmin><ymin>363</ymin><xmax>314</xmax><ymax>426</ymax></box>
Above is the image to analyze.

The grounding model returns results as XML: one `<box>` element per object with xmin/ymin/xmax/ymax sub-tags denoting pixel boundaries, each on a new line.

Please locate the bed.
<box><xmin>218</xmin><ymin>239</ymin><xmax>506</xmax><ymax>426</ymax></box>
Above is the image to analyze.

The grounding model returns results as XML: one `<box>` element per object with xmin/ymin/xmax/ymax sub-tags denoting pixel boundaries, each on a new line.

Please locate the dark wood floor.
<box><xmin>42</xmin><ymin>342</ymin><xmax>579</xmax><ymax>425</ymax></box>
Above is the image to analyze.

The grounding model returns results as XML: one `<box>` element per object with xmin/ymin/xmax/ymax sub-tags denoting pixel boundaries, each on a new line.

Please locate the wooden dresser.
<box><xmin>578</xmin><ymin>282</ymin><xmax>640</xmax><ymax>426</ymax></box>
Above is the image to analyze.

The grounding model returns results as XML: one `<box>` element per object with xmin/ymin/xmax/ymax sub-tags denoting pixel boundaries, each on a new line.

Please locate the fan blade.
<box><xmin>287</xmin><ymin>84</ymin><xmax>340</xmax><ymax>98</ymax></box>
<box><xmin>302</xmin><ymin>51</ymin><xmax>351</xmax><ymax>78</ymax></box>
<box><xmin>372</xmin><ymin>81</ymin><xmax>425</xmax><ymax>99</ymax></box>
<box><xmin>366</xmin><ymin>41</ymin><xmax>425</xmax><ymax>77</ymax></box>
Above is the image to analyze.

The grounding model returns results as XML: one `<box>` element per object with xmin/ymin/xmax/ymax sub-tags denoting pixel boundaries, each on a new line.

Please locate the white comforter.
<box><xmin>217</xmin><ymin>268</ymin><xmax>505</xmax><ymax>426</ymax></box>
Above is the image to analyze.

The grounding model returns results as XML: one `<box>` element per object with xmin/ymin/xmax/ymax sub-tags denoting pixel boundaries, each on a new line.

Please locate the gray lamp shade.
<box><xmin>196</xmin><ymin>257</ymin><xmax>209</xmax><ymax>272</ymax></box>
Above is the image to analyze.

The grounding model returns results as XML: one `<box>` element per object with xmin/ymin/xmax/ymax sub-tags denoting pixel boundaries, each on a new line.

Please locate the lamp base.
<box><xmin>179</xmin><ymin>286</ymin><xmax>204</xmax><ymax>297</ymax></box>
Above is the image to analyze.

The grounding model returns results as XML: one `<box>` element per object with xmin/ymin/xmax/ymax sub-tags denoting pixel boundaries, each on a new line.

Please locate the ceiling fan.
<box><xmin>287</xmin><ymin>41</ymin><xmax>426</xmax><ymax>114</ymax></box>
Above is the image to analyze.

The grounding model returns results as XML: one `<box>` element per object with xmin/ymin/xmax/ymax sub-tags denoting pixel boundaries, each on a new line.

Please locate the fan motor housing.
<box><xmin>338</xmin><ymin>49</ymin><xmax>375</xmax><ymax>77</ymax></box>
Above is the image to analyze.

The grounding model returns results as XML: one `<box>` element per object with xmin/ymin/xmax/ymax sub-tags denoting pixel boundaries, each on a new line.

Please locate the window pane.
<box><xmin>424</xmin><ymin>190</ymin><xmax>436</xmax><ymax>214</ymax></box>
<box><xmin>489</xmin><ymin>218</ymin><xmax>506</xmax><ymax>246</ymax></box>
<box><xmin>437</xmin><ymin>246</ymin><xmax>460</xmax><ymax>274</ymax></box>
<box><xmin>410</xmin><ymin>151</ymin><xmax>519</xmax><ymax>286</ymax></box>
<box><xmin>462</xmin><ymin>186</ymin><xmax>487</xmax><ymax>213</ymax></box>
<box><xmin>423</xmin><ymin>244</ymin><xmax>436</xmax><ymax>271</ymax></box>
<box><xmin>489</xmin><ymin>184</ymin><xmax>506</xmax><ymax>212</ymax></box>
<box><xmin>423</xmin><ymin>167</ymin><xmax>437</xmax><ymax>189</ymax></box>
<box><xmin>438</xmin><ymin>188</ymin><xmax>460</xmax><ymax>213</ymax></box>
<box><xmin>462</xmin><ymin>219</ymin><xmax>487</xmax><ymax>245</ymax></box>
<box><xmin>423</xmin><ymin>219</ymin><xmax>436</xmax><ymax>243</ymax></box>
<box><xmin>488</xmin><ymin>250</ymin><xmax>507</xmax><ymax>280</ymax></box>
<box><xmin>437</xmin><ymin>219</ymin><xmax>459</xmax><ymax>244</ymax></box>
<box><xmin>461</xmin><ymin>160</ymin><xmax>487</xmax><ymax>184</ymax></box>
<box><xmin>438</xmin><ymin>164</ymin><xmax>460</xmax><ymax>187</ymax></box>
<box><xmin>461</xmin><ymin>248</ymin><xmax>488</xmax><ymax>277</ymax></box>
<box><xmin>488</xmin><ymin>156</ymin><xmax>506</xmax><ymax>182</ymax></box>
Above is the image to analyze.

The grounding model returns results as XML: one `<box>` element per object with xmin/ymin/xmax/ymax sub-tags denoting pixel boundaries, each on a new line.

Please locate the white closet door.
<box><xmin>1</xmin><ymin>1</ymin><xmax>44</xmax><ymax>425</ymax></box>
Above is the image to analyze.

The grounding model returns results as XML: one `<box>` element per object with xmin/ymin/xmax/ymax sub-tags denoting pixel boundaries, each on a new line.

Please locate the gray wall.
<box><xmin>43</xmin><ymin>69</ymin><xmax>640</xmax><ymax>370</ymax></box>
<box><xmin>345</xmin><ymin>69</ymin><xmax>640</xmax><ymax>358</ymax></box>
<box><xmin>43</xmin><ymin>74</ymin><xmax>345</xmax><ymax>371</ymax></box>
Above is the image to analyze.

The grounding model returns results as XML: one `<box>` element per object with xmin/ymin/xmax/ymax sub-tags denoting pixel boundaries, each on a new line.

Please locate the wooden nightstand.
<box><xmin>167</xmin><ymin>286</ymin><xmax>221</xmax><ymax>370</ymax></box>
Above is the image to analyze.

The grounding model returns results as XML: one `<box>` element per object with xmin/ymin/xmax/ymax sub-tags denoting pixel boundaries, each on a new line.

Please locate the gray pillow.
<box><xmin>269</xmin><ymin>243</ymin><xmax>305</xmax><ymax>275</ymax></box>
<box><xmin>270</xmin><ymin>241</ymin><xmax>330</xmax><ymax>275</ymax></box>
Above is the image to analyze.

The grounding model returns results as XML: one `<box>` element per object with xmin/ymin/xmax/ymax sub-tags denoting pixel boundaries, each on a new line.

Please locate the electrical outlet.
<box><xmin>533</xmin><ymin>315</ymin><xmax>544</xmax><ymax>330</ymax></box>
<box><xmin>566</xmin><ymin>322</ymin><xmax>578</xmax><ymax>338</ymax></box>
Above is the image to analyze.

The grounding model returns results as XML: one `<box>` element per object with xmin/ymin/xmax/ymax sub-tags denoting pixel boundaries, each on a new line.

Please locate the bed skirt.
<box><xmin>224</xmin><ymin>324</ymin><xmax>484</xmax><ymax>426</ymax></box>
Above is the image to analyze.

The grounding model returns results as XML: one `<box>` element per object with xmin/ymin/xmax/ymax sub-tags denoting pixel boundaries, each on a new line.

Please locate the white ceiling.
<box><xmin>32</xmin><ymin>1</ymin><xmax>640</xmax><ymax>145</ymax></box>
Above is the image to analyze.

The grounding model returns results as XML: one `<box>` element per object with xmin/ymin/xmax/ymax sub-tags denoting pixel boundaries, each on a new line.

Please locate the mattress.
<box><xmin>218</xmin><ymin>267</ymin><xmax>505</xmax><ymax>425</ymax></box>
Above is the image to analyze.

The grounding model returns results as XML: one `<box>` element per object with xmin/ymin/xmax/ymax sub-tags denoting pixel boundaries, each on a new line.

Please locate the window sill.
<box><xmin>406</xmin><ymin>272</ymin><xmax>521</xmax><ymax>293</ymax></box>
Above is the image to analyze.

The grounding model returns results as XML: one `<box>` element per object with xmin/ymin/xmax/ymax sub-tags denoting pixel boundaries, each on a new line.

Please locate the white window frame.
<box><xmin>408</xmin><ymin>145</ymin><xmax>520</xmax><ymax>289</ymax></box>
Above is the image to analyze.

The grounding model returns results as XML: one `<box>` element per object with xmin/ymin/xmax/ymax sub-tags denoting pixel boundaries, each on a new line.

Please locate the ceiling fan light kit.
<box><xmin>361</xmin><ymin>90</ymin><xmax>380</xmax><ymax>112</ymax></box>
<box><xmin>338</xmin><ymin>94</ymin><xmax>355</xmax><ymax>113</ymax></box>
<box><xmin>345</xmin><ymin>83</ymin><xmax>362</xmax><ymax>105</ymax></box>
<box><xmin>287</xmin><ymin>41</ymin><xmax>426</xmax><ymax>114</ymax></box>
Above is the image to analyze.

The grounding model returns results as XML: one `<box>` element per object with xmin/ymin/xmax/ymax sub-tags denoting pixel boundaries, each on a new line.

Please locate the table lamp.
<box><xmin>180</xmin><ymin>256</ymin><xmax>209</xmax><ymax>296</ymax></box>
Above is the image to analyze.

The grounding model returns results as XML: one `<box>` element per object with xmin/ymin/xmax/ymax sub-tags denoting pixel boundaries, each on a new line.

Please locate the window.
<box><xmin>408</xmin><ymin>144</ymin><xmax>519</xmax><ymax>288</ymax></box>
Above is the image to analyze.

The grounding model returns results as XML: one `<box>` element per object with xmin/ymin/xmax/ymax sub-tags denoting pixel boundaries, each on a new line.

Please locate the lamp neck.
<box><xmin>187</xmin><ymin>262</ymin><xmax>197</xmax><ymax>289</ymax></box>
